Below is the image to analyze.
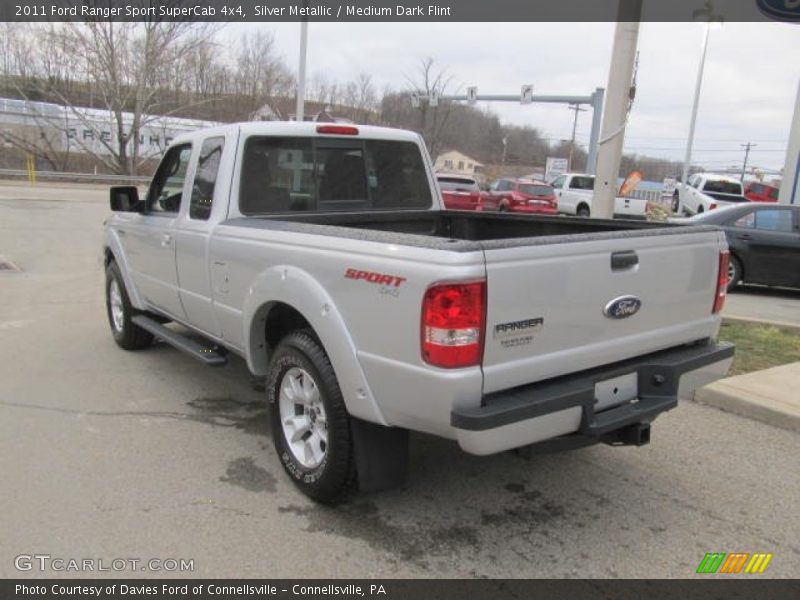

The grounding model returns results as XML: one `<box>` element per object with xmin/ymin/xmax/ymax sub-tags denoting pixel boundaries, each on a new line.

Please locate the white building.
<box><xmin>434</xmin><ymin>150</ymin><xmax>484</xmax><ymax>178</ymax></box>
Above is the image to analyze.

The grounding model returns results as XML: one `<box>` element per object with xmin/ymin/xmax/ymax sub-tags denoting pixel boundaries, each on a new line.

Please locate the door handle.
<box><xmin>117</xmin><ymin>229</ymin><xmax>126</xmax><ymax>237</ymax></box>
<box><xmin>161</xmin><ymin>233</ymin><xmax>173</xmax><ymax>247</ymax></box>
<box><xmin>738</xmin><ymin>234</ymin><xmax>752</xmax><ymax>241</ymax></box>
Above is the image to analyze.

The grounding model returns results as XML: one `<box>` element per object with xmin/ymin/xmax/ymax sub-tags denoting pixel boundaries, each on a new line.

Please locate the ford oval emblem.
<box><xmin>756</xmin><ymin>0</ymin><xmax>800</xmax><ymax>22</ymax></box>
<box><xmin>603</xmin><ymin>295</ymin><xmax>642</xmax><ymax>319</ymax></box>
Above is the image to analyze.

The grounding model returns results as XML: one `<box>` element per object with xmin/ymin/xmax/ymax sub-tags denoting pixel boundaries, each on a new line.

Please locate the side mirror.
<box><xmin>110</xmin><ymin>186</ymin><xmax>143</xmax><ymax>212</ymax></box>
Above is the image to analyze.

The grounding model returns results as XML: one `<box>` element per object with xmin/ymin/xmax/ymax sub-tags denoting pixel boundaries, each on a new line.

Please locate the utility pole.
<box><xmin>592</xmin><ymin>0</ymin><xmax>642</xmax><ymax>219</ymax></box>
<box><xmin>740</xmin><ymin>142</ymin><xmax>756</xmax><ymax>181</ymax></box>
<box><xmin>567</xmin><ymin>104</ymin><xmax>587</xmax><ymax>171</ymax></box>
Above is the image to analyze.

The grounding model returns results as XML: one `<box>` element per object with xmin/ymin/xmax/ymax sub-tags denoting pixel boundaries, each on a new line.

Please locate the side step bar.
<box><xmin>131</xmin><ymin>315</ymin><xmax>228</xmax><ymax>367</ymax></box>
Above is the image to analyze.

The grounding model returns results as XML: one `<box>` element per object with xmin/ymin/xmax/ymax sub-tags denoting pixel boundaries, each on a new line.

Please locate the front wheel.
<box><xmin>105</xmin><ymin>261</ymin><xmax>154</xmax><ymax>350</ymax></box>
<box><xmin>671</xmin><ymin>192</ymin><xmax>680</xmax><ymax>214</ymax></box>
<box><xmin>267</xmin><ymin>331</ymin><xmax>355</xmax><ymax>504</ymax></box>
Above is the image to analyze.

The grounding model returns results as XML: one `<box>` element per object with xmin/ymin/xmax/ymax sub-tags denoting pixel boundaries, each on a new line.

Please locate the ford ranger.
<box><xmin>103</xmin><ymin>122</ymin><xmax>734</xmax><ymax>503</ymax></box>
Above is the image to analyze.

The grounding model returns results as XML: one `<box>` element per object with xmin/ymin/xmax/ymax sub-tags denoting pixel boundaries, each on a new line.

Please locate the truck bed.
<box><xmin>226</xmin><ymin>210</ymin><xmax>717</xmax><ymax>250</ymax></box>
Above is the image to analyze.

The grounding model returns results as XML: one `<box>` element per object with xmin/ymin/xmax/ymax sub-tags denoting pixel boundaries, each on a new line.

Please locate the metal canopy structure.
<box><xmin>427</xmin><ymin>88</ymin><xmax>606</xmax><ymax>175</ymax></box>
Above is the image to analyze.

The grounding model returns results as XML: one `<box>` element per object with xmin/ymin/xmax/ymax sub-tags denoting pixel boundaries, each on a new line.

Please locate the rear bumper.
<box><xmin>452</xmin><ymin>339</ymin><xmax>734</xmax><ymax>455</ymax></box>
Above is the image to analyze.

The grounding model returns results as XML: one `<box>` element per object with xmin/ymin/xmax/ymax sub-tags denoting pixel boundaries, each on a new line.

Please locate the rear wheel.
<box><xmin>105</xmin><ymin>261</ymin><xmax>154</xmax><ymax>350</ymax></box>
<box><xmin>577</xmin><ymin>204</ymin><xmax>590</xmax><ymax>217</ymax></box>
<box><xmin>727</xmin><ymin>256</ymin><xmax>742</xmax><ymax>292</ymax></box>
<box><xmin>267</xmin><ymin>331</ymin><xmax>355</xmax><ymax>504</ymax></box>
<box><xmin>671</xmin><ymin>192</ymin><xmax>680</xmax><ymax>213</ymax></box>
<box><xmin>697</xmin><ymin>205</ymin><xmax>704</xmax><ymax>214</ymax></box>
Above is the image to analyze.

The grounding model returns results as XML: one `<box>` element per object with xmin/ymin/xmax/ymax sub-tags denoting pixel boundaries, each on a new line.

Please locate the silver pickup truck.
<box><xmin>104</xmin><ymin>122</ymin><xmax>734</xmax><ymax>503</ymax></box>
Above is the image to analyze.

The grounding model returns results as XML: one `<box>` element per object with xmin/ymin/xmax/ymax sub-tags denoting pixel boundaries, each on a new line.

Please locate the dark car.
<box><xmin>436</xmin><ymin>174</ymin><xmax>483</xmax><ymax>211</ymax></box>
<box><xmin>680</xmin><ymin>203</ymin><xmax>800</xmax><ymax>292</ymax></box>
<box><xmin>485</xmin><ymin>178</ymin><xmax>558</xmax><ymax>214</ymax></box>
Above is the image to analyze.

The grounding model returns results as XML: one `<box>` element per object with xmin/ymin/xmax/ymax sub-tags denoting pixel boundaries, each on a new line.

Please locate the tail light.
<box><xmin>422</xmin><ymin>281</ymin><xmax>486</xmax><ymax>368</ymax></box>
<box><xmin>709</xmin><ymin>203</ymin><xmax>717</xmax><ymax>210</ymax></box>
<box><xmin>712</xmin><ymin>251</ymin><xmax>729</xmax><ymax>314</ymax></box>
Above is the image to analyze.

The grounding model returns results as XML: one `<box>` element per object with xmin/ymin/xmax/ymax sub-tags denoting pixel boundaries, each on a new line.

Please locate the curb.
<box><xmin>694</xmin><ymin>365</ymin><xmax>800</xmax><ymax>433</ymax></box>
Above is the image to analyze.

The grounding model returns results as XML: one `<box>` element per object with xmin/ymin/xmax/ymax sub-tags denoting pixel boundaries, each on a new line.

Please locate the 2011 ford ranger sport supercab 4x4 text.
<box><xmin>103</xmin><ymin>122</ymin><xmax>734</xmax><ymax>503</ymax></box>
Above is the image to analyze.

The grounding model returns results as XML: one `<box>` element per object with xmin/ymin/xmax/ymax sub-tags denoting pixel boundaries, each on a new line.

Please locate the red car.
<box><xmin>436</xmin><ymin>174</ymin><xmax>484</xmax><ymax>211</ymax></box>
<box><xmin>486</xmin><ymin>178</ymin><xmax>558</xmax><ymax>214</ymax></box>
<box><xmin>743</xmin><ymin>181</ymin><xmax>779</xmax><ymax>203</ymax></box>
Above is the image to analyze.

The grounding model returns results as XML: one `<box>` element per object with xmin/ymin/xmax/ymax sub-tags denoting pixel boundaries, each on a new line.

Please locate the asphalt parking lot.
<box><xmin>1</xmin><ymin>181</ymin><xmax>799</xmax><ymax>578</ymax></box>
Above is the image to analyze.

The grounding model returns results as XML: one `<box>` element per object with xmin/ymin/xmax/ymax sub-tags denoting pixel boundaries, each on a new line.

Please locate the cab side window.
<box><xmin>190</xmin><ymin>137</ymin><xmax>225</xmax><ymax>220</ymax></box>
<box><xmin>148</xmin><ymin>144</ymin><xmax>192</xmax><ymax>214</ymax></box>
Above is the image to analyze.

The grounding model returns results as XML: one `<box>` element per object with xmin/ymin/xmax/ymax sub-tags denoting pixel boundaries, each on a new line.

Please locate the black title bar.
<box><xmin>3</xmin><ymin>580</ymin><xmax>800</xmax><ymax>600</ymax></box>
<box><xmin>2</xmin><ymin>0</ymin><xmax>799</xmax><ymax>22</ymax></box>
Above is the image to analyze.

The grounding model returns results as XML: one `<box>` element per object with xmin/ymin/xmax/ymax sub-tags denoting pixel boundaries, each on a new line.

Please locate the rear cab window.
<box><xmin>519</xmin><ymin>184</ymin><xmax>553</xmax><ymax>196</ymax></box>
<box><xmin>703</xmin><ymin>179</ymin><xmax>743</xmax><ymax>195</ymax></box>
<box><xmin>239</xmin><ymin>136</ymin><xmax>433</xmax><ymax>214</ymax></box>
<box><xmin>437</xmin><ymin>177</ymin><xmax>478</xmax><ymax>192</ymax></box>
<box><xmin>569</xmin><ymin>176</ymin><xmax>594</xmax><ymax>190</ymax></box>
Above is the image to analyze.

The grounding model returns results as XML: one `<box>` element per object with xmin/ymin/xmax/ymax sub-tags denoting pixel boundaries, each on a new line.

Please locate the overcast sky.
<box><xmin>231</xmin><ymin>21</ymin><xmax>798</xmax><ymax>174</ymax></box>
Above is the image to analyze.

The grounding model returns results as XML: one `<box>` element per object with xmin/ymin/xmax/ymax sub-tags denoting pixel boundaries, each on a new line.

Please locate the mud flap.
<box><xmin>349</xmin><ymin>417</ymin><xmax>409</xmax><ymax>493</ymax></box>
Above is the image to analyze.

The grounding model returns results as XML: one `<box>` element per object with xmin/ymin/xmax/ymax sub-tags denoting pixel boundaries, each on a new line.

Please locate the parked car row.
<box><xmin>436</xmin><ymin>173</ymin><xmax>558</xmax><ymax>214</ymax></box>
<box><xmin>436</xmin><ymin>172</ymin><xmax>648</xmax><ymax>219</ymax></box>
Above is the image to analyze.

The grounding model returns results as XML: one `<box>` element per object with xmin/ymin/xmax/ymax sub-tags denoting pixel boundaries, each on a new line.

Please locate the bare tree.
<box><xmin>3</xmin><ymin>20</ymin><xmax>223</xmax><ymax>174</ymax></box>
<box><xmin>233</xmin><ymin>31</ymin><xmax>295</xmax><ymax>116</ymax></box>
<box><xmin>405</xmin><ymin>57</ymin><xmax>456</xmax><ymax>158</ymax></box>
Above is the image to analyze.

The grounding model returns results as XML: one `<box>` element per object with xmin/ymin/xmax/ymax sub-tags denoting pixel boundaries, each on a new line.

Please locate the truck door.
<box><xmin>175</xmin><ymin>135</ymin><xmax>229</xmax><ymax>338</ymax></box>
<box><xmin>121</xmin><ymin>143</ymin><xmax>192</xmax><ymax>319</ymax></box>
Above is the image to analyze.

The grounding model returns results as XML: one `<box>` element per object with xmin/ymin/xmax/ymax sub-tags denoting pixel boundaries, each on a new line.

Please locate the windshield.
<box><xmin>437</xmin><ymin>177</ymin><xmax>478</xmax><ymax>192</ymax></box>
<box><xmin>519</xmin><ymin>184</ymin><xmax>553</xmax><ymax>196</ymax></box>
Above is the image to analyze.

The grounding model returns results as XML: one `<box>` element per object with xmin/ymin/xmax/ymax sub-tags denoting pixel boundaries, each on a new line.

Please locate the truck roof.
<box><xmin>170</xmin><ymin>121</ymin><xmax>424</xmax><ymax>146</ymax></box>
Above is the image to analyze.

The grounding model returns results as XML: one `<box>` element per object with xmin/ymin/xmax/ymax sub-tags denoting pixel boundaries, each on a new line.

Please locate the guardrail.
<box><xmin>0</xmin><ymin>168</ymin><xmax>150</xmax><ymax>184</ymax></box>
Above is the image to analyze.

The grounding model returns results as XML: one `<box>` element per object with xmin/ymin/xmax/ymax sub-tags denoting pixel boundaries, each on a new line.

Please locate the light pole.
<box><xmin>295</xmin><ymin>17</ymin><xmax>309</xmax><ymax>122</ymax></box>
<box><xmin>681</xmin><ymin>7</ymin><xmax>723</xmax><ymax>187</ymax></box>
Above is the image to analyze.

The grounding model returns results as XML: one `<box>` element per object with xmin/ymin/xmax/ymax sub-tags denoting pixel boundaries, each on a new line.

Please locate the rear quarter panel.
<box><xmin>209</xmin><ymin>223</ymin><xmax>486</xmax><ymax>435</ymax></box>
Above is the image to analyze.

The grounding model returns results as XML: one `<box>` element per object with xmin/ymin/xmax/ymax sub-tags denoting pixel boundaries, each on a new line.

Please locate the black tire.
<box><xmin>105</xmin><ymin>261</ymin><xmax>154</xmax><ymax>350</ymax></box>
<box><xmin>498</xmin><ymin>204</ymin><xmax>507</xmax><ymax>213</ymax></box>
<box><xmin>727</xmin><ymin>256</ymin><xmax>742</xmax><ymax>293</ymax></box>
<box><xmin>671</xmin><ymin>192</ymin><xmax>680</xmax><ymax>213</ymax></box>
<box><xmin>577</xmin><ymin>204</ymin><xmax>590</xmax><ymax>217</ymax></box>
<box><xmin>697</xmin><ymin>206</ymin><xmax>704</xmax><ymax>214</ymax></box>
<box><xmin>267</xmin><ymin>330</ymin><xmax>355</xmax><ymax>504</ymax></box>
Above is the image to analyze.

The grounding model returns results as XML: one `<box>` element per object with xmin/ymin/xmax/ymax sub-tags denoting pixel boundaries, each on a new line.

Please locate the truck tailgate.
<box><xmin>481</xmin><ymin>228</ymin><xmax>725</xmax><ymax>394</ymax></box>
